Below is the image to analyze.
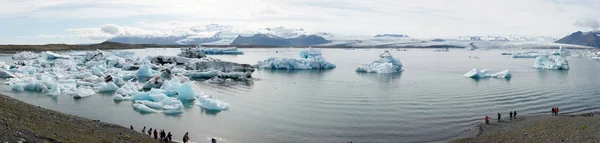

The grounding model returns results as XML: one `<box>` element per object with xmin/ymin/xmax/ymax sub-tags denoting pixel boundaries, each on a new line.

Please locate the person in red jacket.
<box><xmin>154</xmin><ymin>129</ymin><xmax>158</xmax><ymax>140</ymax></box>
<box><xmin>485</xmin><ymin>116</ymin><xmax>490</xmax><ymax>124</ymax></box>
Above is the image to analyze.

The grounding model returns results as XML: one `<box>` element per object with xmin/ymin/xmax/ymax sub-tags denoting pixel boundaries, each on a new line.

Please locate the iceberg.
<box><xmin>176</xmin><ymin>82</ymin><xmax>196</xmax><ymax>101</ymax></box>
<box><xmin>71</xmin><ymin>86</ymin><xmax>95</xmax><ymax>98</ymax></box>
<box><xmin>47</xmin><ymin>84</ymin><xmax>61</xmax><ymax>96</ymax></box>
<box><xmin>113</xmin><ymin>95</ymin><xmax>133</xmax><ymax>101</ymax></box>
<box><xmin>196</xmin><ymin>94</ymin><xmax>229</xmax><ymax>111</ymax></box>
<box><xmin>44</xmin><ymin>51</ymin><xmax>70</xmax><ymax>60</ymax></box>
<box><xmin>133</xmin><ymin>103</ymin><xmax>160</xmax><ymax>113</ymax></box>
<box><xmin>136</xmin><ymin>64</ymin><xmax>156</xmax><ymax>78</ymax></box>
<box><xmin>137</xmin><ymin>100</ymin><xmax>164</xmax><ymax>109</ymax></box>
<box><xmin>464</xmin><ymin>68</ymin><xmax>512</xmax><ymax>79</ymax></box>
<box><xmin>433</xmin><ymin>48</ymin><xmax>449</xmax><ymax>52</ymax></box>
<box><xmin>98</xmin><ymin>82</ymin><xmax>119</xmax><ymax>92</ymax></box>
<box><xmin>551</xmin><ymin>46</ymin><xmax>570</xmax><ymax>56</ymax></box>
<box><xmin>201</xmin><ymin>47</ymin><xmax>244</xmax><ymax>55</ymax></box>
<box><xmin>0</xmin><ymin>69</ymin><xmax>18</xmax><ymax>78</ymax></box>
<box><xmin>490</xmin><ymin>70</ymin><xmax>512</xmax><ymax>79</ymax></box>
<box><xmin>12</xmin><ymin>51</ymin><xmax>40</xmax><ymax>61</ymax></box>
<box><xmin>532</xmin><ymin>56</ymin><xmax>569</xmax><ymax>70</ymax></box>
<box><xmin>178</xmin><ymin>47</ymin><xmax>206</xmax><ymax>58</ymax></box>
<box><xmin>356</xmin><ymin>51</ymin><xmax>403</xmax><ymax>73</ymax></box>
<box><xmin>150</xmin><ymin>56</ymin><xmax>190</xmax><ymax>65</ymax></box>
<box><xmin>511</xmin><ymin>51</ymin><xmax>548</xmax><ymax>58</ymax></box>
<box><xmin>463</xmin><ymin>68</ymin><xmax>491</xmax><ymax>78</ymax></box>
<box><xmin>255</xmin><ymin>48</ymin><xmax>336</xmax><ymax>70</ymax></box>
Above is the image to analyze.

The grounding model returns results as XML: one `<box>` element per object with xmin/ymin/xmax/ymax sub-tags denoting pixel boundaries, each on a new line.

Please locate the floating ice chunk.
<box><xmin>150</xmin><ymin>56</ymin><xmax>190</xmax><ymax>65</ymax></box>
<box><xmin>0</xmin><ymin>62</ymin><xmax>9</xmax><ymax>70</ymax></box>
<box><xmin>113</xmin><ymin>95</ymin><xmax>133</xmax><ymax>101</ymax></box>
<box><xmin>112</xmin><ymin>76</ymin><xmax>125</xmax><ymax>86</ymax></box>
<box><xmin>136</xmin><ymin>64</ymin><xmax>156</xmax><ymax>78</ymax></box>
<box><xmin>178</xmin><ymin>47</ymin><xmax>206</xmax><ymax>58</ymax></box>
<box><xmin>552</xmin><ymin>46</ymin><xmax>570</xmax><ymax>56</ymax></box>
<box><xmin>433</xmin><ymin>48</ymin><xmax>449</xmax><ymax>52</ymax></box>
<box><xmin>117</xmin><ymin>80</ymin><xmax>139</xmax><ymax>96</ymax></box>
<box><xmin>511</xmin><ymin>51</ymin><xmax>548</xmax><ymax>58</ymax></box>
<box><xmin>0</xmin><ymin>69</ymin><xmax>18</xmax><ymax>78</ymax></box>
<box><xmin>532</xmin><ymin>56</ymin><xmax>569</xmax><ymax>70</ymax></box>
<box><xmin>202</xmin><ymin>47</ymin><xmax>244</xmax><ymax>55</ymax></box>
<box><xmin>72</xmin><ymin>86</ymin><xmax>95</xmax><ymax>98</ymax></box>
<box><xmin>490</xmin><ymin>70</ymin><xmax>512</xmax><ymax>79</ymax></box>
<box><xmin>161</xmin><ymin>77</ymin><xmax>183</xmax><ymax>96</ymax></box>
<box><xmin>132</xmin><ymin>92</ymin><xmax>153</xmax><ymax>101</ymax></box>
<box><xmin>196</xmin><ymin>94</ymin><xmax>229</xmax><ymax>111</ymax></box>
<box><xmin>44</xmin><ymin>51</ymin><xmax>70</xmax><ymax>60</ymax></box>
<box><xmin>24</xmin><ymin>81</ymin><xmax>49</xmax><ymax>92</ymax></box>
<box><xmin>159</xmin><ymin>97</ymin><xmax>184</xmax><ymax>111</ymax></box>
<box><xmin>11</xmin><ymin>83</ymin><xmax>24</xmax><ymax>91</ymax></box>
<box><xmin>298</xmin><ymin>48</ymin><xmax>322</xmax><ymax>58</ymax></box>
<box><xmin>137</xmin><ymin>100</ymin><xmax>164</xmax><ymax>109</ymax></box>
<box><xmin>205</xmin><ymin>77</ymin><xmax>226</xmax><ymax>84</ymax></box>
<box><xmin>98</xmin><ymin>82</ymin><xmax>119</xmax><ymax>92</ymax></box>
<box><xmin>183</xmin><ymin>70</ymin><xmax>220</xmax><ymax>78</ymax></box>
<box><xmin>91</xmin><ymin>66</ymin><xmax>105</xmax><ymax>77</ymax></box>
<box><xmin>133</xmin><ymin>103</ymin><xmax>159</xmax><ymax>113</ymax></box>
<box><xmin>47</xmin><ymin>84</ymin><xmax>61</xmax><ymax>96</ymax></box>
<box><xmin>12</xmin><ymin>51</ymin><xmax>40</xmax><ymax>61</ymax></box>
<box><xmin>592</xmin><ymin>57</ymin><xmax>600</xmax><ymax>61</ymax></box>
<box><xmin>463</xmin><ymin>68</ymin><xmax>491</xmax><ymax>78</ymax></box>
<box><xmin>176</xmin><ymin>82</ymin><xmax>196</xmax><ymax>101</ymax></box>
<box><xmin>356</xmin><ymin>51</ymin><xmax>403</xmax><ymax>73</ymax></box>
<box><xmin>149</xmin><ymin>92</ymin><xmax>169</xmax><ymax>102</ymax></box>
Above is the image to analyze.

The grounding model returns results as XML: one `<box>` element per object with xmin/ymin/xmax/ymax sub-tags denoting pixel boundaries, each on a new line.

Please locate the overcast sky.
<box><xmin>1</xmin><ymin>0</ymin><xmax>599</xmax><ymax>44</ymax></box>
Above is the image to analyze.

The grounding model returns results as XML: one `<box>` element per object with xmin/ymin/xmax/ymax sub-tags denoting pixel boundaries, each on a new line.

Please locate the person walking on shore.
<box><xmin>514</xmin><ymin>111</ymin><xmax>517</xmax><ymax>118</ymax></box>
<box><xmin>509</xmin><ymin>111</ymin><xmax>513</xmax><ymax>119</ymax></box>
<box><xmin>130</xmin><ymin>125</ymin><xmax>134</xmax><ymax>130</ymax></box>
<box><xmin>485</xmin><ymin>116</ymin><xmax>490</xmax><ymax>124</ymax></box>
<box><xmin>552</xmin><ymin>107</ymin><xmax>555</xmax><ymax>115</ymax></box>
<box><xmin>167</xmin><ymin>132</ymin><xmax>172</xmax><ymax>142</ymax></box>
<box><xmin>148</xmin><ymin>128</ymin><xmax>152</xmax><ymax>136</ymax></box>
<box><xmin>497</xmin><ymin>113</ymin><xmax>501</xmax><ymax>122</ymax></box>
<box><xmin>160</xmin><ymin>130</ymin><xmax>165</xmax><ymax>141</ymax></box>
<box><xmin>154</xmin><ymin>129</ymin><xmax>158</xmax><ymax>140</ymax></box>
<box><xmin>141</xmin><ymin>126</ymin><xmax>146</xmax><ymax>133</ymax></box>
<box><xmin>183</xmin><ymin>132</ymin><xmax>190</xmax><ymax>143</ymax></box>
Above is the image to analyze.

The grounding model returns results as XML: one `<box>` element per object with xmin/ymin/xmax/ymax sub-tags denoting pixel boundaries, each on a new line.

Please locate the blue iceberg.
<box><xmin>255</xmin><ymin>48</ymin><xmax>336</xmax><ymax>69</ymax></box>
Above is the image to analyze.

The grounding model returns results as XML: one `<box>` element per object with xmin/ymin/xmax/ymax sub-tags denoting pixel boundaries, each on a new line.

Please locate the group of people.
<box><xmin>552</xmin><ymin>107</ymin><xmax>560</xmax><ymax>115</ymax></box>
<box><xmin>131</xmin><ymin>125</ymin><xmax>218</xmax><ymax>143</ymax></box>
<box><xmin>484</xmin><ymin>111</ymin><xmax>517</xmax><ymax>124</ymax></box>
<box><xmin>138</xmin><ymin>126</ymin><xmax>175</xmax><ymax>143</ymax></box>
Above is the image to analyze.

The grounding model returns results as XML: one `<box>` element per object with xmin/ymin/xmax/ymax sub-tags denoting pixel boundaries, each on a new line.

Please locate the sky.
<box><xmin>0</xmin><ymin>0</ymin><xmax>599</xmax><ymax>44</ymax></box>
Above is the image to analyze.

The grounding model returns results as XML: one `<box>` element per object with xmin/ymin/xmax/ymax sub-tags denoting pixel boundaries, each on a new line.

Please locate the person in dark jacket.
<box><xmin>183</xmin><ymin>132</ymin><xmax>190</xmax><ymax>143</ymax></box>
<box><xmin>130</xmin><ymin>125</ymin><xmax>134</xmax><ymax>130</ymax></box>
<box><xmin>514</xmin><ymin>111</ymin><xmax>517</xmax><ymax>118</ymax></box>
<box><xmin>167</xmin><ymin>132</ymin><xmax>172</xmax><ymax>142</ymax></box>
<box><xmin>160</xmin><ymin>130</ymin><xmax>165</xmax><ymax>141</ymax></box>
<box><xmin>212</xmin><ymin>138</ymin><xmax>217</xmax><ymax>143</ymax></box>
<box><xmin>509</xmin><ymin>111</ymin><xmax>513</xmax><ymax>119</ymax></box>
<box><xmin>497</xmin><ymin>113</ymin><xmax>501</xmax><ymax>122</ymax></box>
<box><xmin>148</xmin><ymin>128</ymin><xmax>152</xmax><ymax>136</ymax></box>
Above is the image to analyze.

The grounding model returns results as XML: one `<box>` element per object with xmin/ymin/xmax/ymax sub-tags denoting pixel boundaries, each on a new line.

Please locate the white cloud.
<box><xmin>574</xmin><ymin>18</ymin><xmax>600</xmax><ymax>31</ymax></box>
<box><xmin>3</xmin><ymin>0</ymin><xmax>600</xmax><ymax>39</ymax></box>
<box><xmin>100</xmin><ymin>24</ymin><xmax>120</xmax><ymax>35</ymax></box>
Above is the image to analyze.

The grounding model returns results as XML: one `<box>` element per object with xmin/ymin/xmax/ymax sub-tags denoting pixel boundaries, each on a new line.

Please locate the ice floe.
<box><xmin>255</xmin><ymin>48</ymin><xmax>336</xmax><ymax>69</ymax></box>
<box><xmin>511</xmin><ymin>51</ymin><xmax>548</xmax><ymax>58</ymax></box>
<box><xmin>356</xmin><ymin>50</ymin><xmax>403</xmax><ymax>73</ymax></box>
<box><xmin>532</xmin><ymin>56</ymin><xmax>569</xmax><ymax>70</ymax></box>
<box><xmin>464</xmin><ymin>68</ymin><xmax>511</xmax><ymax>79</ymax></box>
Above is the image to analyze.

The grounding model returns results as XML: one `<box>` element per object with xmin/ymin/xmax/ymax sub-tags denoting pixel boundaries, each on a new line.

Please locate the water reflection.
<box><xmin>200</xmin><ymin>108</ymin><xmax>223</xmax><ymax>116</ymax></box>
<box><xmin>356</xmin><ymin>72</ymin><xmax>402</xmax><ymax>83</ymax></box>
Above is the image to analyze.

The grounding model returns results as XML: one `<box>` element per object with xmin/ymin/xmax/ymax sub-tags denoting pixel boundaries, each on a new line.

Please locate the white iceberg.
<box><xmin>98</xmin><ymin>82</ymin><xmax>119</xmax><ymax>92</ymax></box>
<box><xmin>532</xmin><ymin>56</ymin><xmax>569</xmax><ymax>70</ymax></box>
<box><xmin>176</xmin><ymin>82</ymin><xmax>196</xmax><ymax>101</ymax></box>
<box><xmin>178</xmin><ymin>47</ymin><xmax>206</xmax><ymax>58</ymax></box>
<box><xmin>463</xmin><ymin>68</ymin><xmax>491</xmax><ymax>78</ymax></box>
<box><xmin>552</xmin><ymin>46</ymin><xmax>570</xmax><ymax>56</ymax></box>
<box><xmin>255</xmin><ymin>49</ymin><xmax>336</xmax><ymax>70</ymax></box>
<box><xmin>133</xmin><ymin>103</ymin><xmax>160</xmax><ymax>113</ymax></box>
<box><xmin>201</xmin><ymin>47</ymin><xmax>244</xmax><ymax>55</ymax></box>
<box><xmin>511</xmin><ymin>51</ymin><xmax>548</xmax><ymax>58</ymax></box>
<box><xmin>71</xmin><ymin>86</ymin><xmax>95</xmax><ymax>98</ymax></box>
<box><xmin>113</xmin><ymin>95</ymin><xmax>133</xmax><ymax>101</ymax></box>
<box><xmin>136</xmin><ymin>64</ymin><xmax>156</xmax><ymax>78</ymax></box>
<box><xmin>12</xmin><ymin>51</ymin><xmax>40</xmax><ymax>61</ymax></box>
<box><xmin>490</xmin><ymin>70</ymin><xmax>512</xmax><ymax>79</ymax></box>
<box><xmin>464</xmin><ymin>68</ymin><xmax>512</xmax><ymax>79</ymax></box>
<box><xmin>196</xmin><ymin>94</ymin><xmax>229</xmax><ymax>111</ymax></box>
<box><xmin>44</xmin><ymin>51</ymin><xmax>70</xmax><ymax>60</ymax></box>
<box><xmin>356</xmin><ymin>51</ymin><xmax>403</xmax><ymax>73</ymax></box>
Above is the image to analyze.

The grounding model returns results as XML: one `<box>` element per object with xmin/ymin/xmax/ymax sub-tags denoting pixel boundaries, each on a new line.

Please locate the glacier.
<box><xmin>356</xmin><ymin>50</ymin><xmax>403</xmax><ymax>73</ymax></box>
<box><xmin>532</xmin><ymin>56</ymin><xmax>569</xmax><ymax>70</ymax></box>
<box><xmin>255</xmin><ymin>48</ymin><xmax>336</xmax><ymax>69</ymax></box>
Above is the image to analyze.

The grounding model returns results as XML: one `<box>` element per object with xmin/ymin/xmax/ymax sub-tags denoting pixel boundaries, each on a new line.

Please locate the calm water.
<box><xmin>1</xmin><ymin>48</ymin><xmax>600</xmax><ymax>143</ymax></box>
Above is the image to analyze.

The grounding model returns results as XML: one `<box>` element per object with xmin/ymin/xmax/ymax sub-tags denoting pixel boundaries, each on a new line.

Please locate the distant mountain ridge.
<box><xmin>555</xmin><ymin>31</ymin><xmax>600</xmax><ymax>48</ymax></box>
<box><xmin>373</xmin><ymin>34</ymin><xmax>409</xmax><ymax>38</ymax></box>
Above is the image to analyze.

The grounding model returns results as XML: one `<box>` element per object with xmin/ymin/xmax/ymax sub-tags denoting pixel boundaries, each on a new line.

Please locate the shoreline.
<box><xmin>0</xmin><ymin>93</ymin><xmax>158</xmax><ymax>142</ymax></box>
<box><xmin>451</xmin><ymin>112</ymin><xmax>600</xmax><ymax>142</ymax></box>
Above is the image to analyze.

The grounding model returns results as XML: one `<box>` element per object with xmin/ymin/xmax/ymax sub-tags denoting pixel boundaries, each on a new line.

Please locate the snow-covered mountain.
<box><xmin>373</xmin><ymin>34</ymin><xmax>409</xmax><ymax>38</ymax></box>
<box><xmin>555</xmin><ymin>31</ymin><xmax>600</xmax><ymax>48</ymax></box>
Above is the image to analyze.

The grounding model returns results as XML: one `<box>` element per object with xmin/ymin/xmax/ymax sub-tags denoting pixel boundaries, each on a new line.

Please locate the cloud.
<box><xmin>574</xmin><ymin>18</ymin><xmax>600</xmax><ymax>30</ymax></box>
<box><xmin>100</xmin><ymin>24</ymin><xmax>120</xmax><ymax>34</ymax></box>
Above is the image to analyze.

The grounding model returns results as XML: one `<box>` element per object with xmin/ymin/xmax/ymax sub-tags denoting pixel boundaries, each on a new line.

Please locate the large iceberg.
<box><xmin>551</xmin><ymin>46</ymin><xmax>570</xmax><ymax>56</ymax></box>
<box><xmin>464</xmin><ymin>68</ymin><xmax>511</xmax><ymax>79</ymax></box>
<box><xmin>196</xmin><ymin>94</ymin><xmax>230</xmax><ymax>111</ymax></box>
<box><xmin>255</xmin><ymin>48</ymin><xmax>336</xmax><ymax>69</ymax></box>
<box><xmin>12</xmin><ymin>51</ymin><xmax>40</xmax><ymax>61</ymax></box>
<box><xmin>511</xmin><ymin>51</ymin><xmax>548</xmax><ymax>58</ymax></box>
<box><xmin>532</xmin><ymin>56</ymin><xmax>569</xmax><ymax>70</ymax></box>
<box><xmin>178</xmin><ymin>47</ymin><xmax>206</xmax><ymax>58</ymax></box>
<box><xmin>44</xmin><ymin>51</ymin><xmax>70</xmax><ymax>60</ymax></box>
<box><xmin>201</xmin><ymin>47</ymin><xmax>244</xmax><ymax>55</ymax></box>
<box><xmin>356</xmin><ymin>51</ymin><xmax>403</xmax><ymax>73</ymax></box>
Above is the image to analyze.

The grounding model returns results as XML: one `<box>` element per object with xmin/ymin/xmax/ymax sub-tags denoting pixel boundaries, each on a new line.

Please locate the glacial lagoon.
<box><xmin>1</xmin><ymin>48</ymin><xmax>600</xmax><ymax>143</ymax></box>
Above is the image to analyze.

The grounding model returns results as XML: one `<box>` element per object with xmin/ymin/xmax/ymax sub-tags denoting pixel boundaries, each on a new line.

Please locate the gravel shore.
<box><xmin>0</xmin><ymin>94</ymin><xmax>159</xmax><ymax>143</ymax></box>
<box><xmin>451</xmin><ymin>112</ymin><xmax>600</xmax><ymax>143</ymax></box>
